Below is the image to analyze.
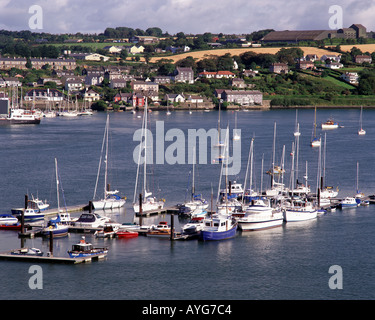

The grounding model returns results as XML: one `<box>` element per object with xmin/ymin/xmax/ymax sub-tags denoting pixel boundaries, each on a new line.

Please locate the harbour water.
<box><xmin>1</xmin><ymin>108</ymin><xmax>375</xmax><ymax>300</ymax></box>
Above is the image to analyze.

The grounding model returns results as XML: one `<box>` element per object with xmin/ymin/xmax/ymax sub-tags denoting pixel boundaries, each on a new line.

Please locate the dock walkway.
<box><xmin>0</xmin><ymin>250</ymin><xmax>107</xmax><ymax>264</ymax></box>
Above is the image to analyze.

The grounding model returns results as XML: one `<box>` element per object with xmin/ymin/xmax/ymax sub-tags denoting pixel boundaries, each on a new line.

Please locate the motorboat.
<box><xmin>200</xmin><ymin>214</ymin><xmax>238</xmax><ymax>241</ymax></box>
<box><xmin>11</xmin><ymin>197</ymin><xmax>49</xmax><ymax>215</ymax></box>
<box><xmin>146</xmin><ymin>221</ymin><xmax>172</xmax><ymax>238</ymax></box>
<box><xmin>219</xmin><ymin>181</ymin><xmax>244</xmax><ymax>199</ymax></box>
<box><xmin>321</xmin><ymin>119</ymin><xmax>339</xmax><ymax>130</ymax></box>
<box><xmin>73</xmin><ymin>213</ymin><xmax>111</xmax><ymax>229</ymax></box>
<box><xmin>95</xmin><ymin>224</ymin><xmax>121</xmax><ymax>238</ymax></box>
<box><xmin>339</xmin><ymin>197</ymin><xmax>359</xmax><ymax>208</ymax></box>
<box><xmin>181</xmin><ymin>217</ymin><xmax>205</xmax><ymax>236</ymax></box>
<box><xmin>67</xmin><ymin>237</ymin><xmax>108</xmax><ymax>258</ymax></box>
<box><xmin>11</xmin><ymin>247</ymin><xmax>43</xmax><ymax>256</ymax></box>
<box><xmin>17</xmin><ymin>208</ymin><xmax>45</xmax><ymax>222</ymax></box>
<box><xmin>283</xmin><ymin>199</ymin><xmax>317</xmax><ymax>222</ymax></box>
<box><xmin>238</xmin><ymin>200</ymin><xmax>283</xmax><ymax>231</ymax></box>
<box><xmin>0</xmin><ymin>108</ymin><xmax>41</xmax><ymax>125</ymax></box>
<box><xmin>0</xmin><ymin>213</ymin><xmax>19</xmax><ymax>226</ymax></box>
<box><xmin>116</xmin><ymin>229</ymin><xmax>139</xmax><ymax>239</ymax></box>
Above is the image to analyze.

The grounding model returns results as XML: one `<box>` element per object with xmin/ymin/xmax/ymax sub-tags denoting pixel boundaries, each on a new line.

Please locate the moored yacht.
<box><xmin>238</xmin><ymin>199</ymin><xmax>283</xmax><ymax>231</ymax></box>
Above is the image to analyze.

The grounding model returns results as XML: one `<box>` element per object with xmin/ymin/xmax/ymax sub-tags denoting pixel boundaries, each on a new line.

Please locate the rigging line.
<box><xmin>93</xmin><ymin>113</ymin><xmax>108</xmax><ymax>199</ymax></box>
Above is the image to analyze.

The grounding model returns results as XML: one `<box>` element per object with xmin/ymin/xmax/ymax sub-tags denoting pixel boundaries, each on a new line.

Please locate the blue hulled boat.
<box><xmin>67</xmin><ymin>237</ymin><xmax>108</xmax><ymax>258</ymax></box>
<box><xmin>200</xmin><ymin>215</ymin><xmax>238</xmax><ymax>241</ymax></box>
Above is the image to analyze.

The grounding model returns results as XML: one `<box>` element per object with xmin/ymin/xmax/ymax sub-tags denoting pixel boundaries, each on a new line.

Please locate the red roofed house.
<box><xmin>198</xmin><ymin>70</ymin><xmax>236</xmax><ymax>79</ymax></box>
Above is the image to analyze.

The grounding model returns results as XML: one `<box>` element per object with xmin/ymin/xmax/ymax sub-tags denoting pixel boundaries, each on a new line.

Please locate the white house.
<box><xmin>165</xmin><ymin>93</ymin><xmax>185</xmax><ymax>103</ymax></box>
<box><xmin>340</xmin><ymin>72</ymin><xmax>359</xmax><ymax>84</ymax></box>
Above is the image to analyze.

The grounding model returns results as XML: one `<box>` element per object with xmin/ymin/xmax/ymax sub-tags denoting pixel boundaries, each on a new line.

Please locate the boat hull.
<box><xmin>238</xmin><ymin>217</ymin><xmax>283</xmax><ymax>231</ymax></box>
<box><xmin>283</xmin><ymin>209</ymin><xmax>317</xmax><ymax>222</ymax></box>
<box><xmin>68</xmin><ymin>249</ymin><xmax>108</xmax><ymax>258</ymax></box>
<box><xmin>200</xmin><ymin>224</ymin><xmax>237</xmax><ymax>241</ymax></box>
<box><xmin>116</xmin><ymin>231</ymin><xmax>139</xmax><ymax>239</ymax></box>
<box><xmin>41</xmin><ymin>226</ymin><xmax>69</xmax><ymax>238</ymax></box>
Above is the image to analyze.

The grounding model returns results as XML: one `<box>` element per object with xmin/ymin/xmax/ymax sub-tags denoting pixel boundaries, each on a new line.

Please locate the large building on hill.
<box><xmin>261</xmin><ymin>24</ymin><xmax>367</xmax><ymax>43</ymax></box>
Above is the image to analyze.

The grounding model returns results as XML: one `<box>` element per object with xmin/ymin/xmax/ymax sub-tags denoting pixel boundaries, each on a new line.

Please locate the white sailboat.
<box><xmin>133</xmin><ymin>99</ymin><xmax>165</xmax><ymax>214</ymax></box>
<box><xmin>311</xmin><ymin>107</ymin><xmax>321</xmax><ymax>147</ymax></box>
<box><xmin>358</xmin><ymin>106</ymin><xmax>366</xmax><ymax>135</ymax></box>
<box><xmin>92</xmin><ymin>114</ymin><xmax>126</xmax><ymax>210</ymax></box>
<box><xmin>293</xmin><ymin>110</ymin><xmax>301</xmax><ymax>137</ymax></box>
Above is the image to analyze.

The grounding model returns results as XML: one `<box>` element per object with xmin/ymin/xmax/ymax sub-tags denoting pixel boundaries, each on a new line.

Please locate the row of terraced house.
<box><xmin>0</xmin><ymin>57</ymin><xmax>76</xmax><ymax>70</ymax></box>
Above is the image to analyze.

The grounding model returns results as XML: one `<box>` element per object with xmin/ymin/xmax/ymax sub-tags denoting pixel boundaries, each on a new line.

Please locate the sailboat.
<box><xmin>41</xmin><ymin>158</ymin><xmax>70</xmax><ymax>238</ymax></box>
<box><xmin>293</xmin><ymin>110</ymin><xmax>301</xmax><ymax>137</ymax></box>
<box><xmin>311</xmin><ymin>107</ymin><xmax>321</xmax><ymax>147</ymax></box>
<box><xmin>133</xmin><ymin>98</ymin><xmax>165</xmax><ymax>214</ymax></box>
<box><xmin>238</xmin><ymin>138</ymin><xmax>283</xmax><ymax>231</ymax></box>
<box><xmin>358</xmin><ymin>106</ymin><xmax>366</xmax><ymax>135</ymax></box>
<box><xmin>233</xmin><ymin>112</ymin><xmax>240</xmax><ymax>141</ymax></box>
<box><xmin>92</xmin><ymin>114</ymin><xmax>126</xmax><ymax>210</ymax></box>
<box><xmin>201</xmin><ymin>128</ymin><xmax>238</xmax><ymax>241</ymax></box>
<box><xmin>179</xmin><ymin>147</ymin><xmax>208</xmax><ymax>217</ymax></box>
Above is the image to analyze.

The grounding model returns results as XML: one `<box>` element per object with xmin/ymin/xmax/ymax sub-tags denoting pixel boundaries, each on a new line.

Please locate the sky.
<box><xmin>0</xmin><ymin>0</ymin><xmax>374</xmax><ymax>35</ymax></box>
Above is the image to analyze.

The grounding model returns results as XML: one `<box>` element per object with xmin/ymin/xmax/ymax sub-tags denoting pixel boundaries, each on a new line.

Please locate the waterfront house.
<box><xmin>165</xmin><ymin>93</ymin><xmax>185</xmax><ymax>103</ymax></box>
<box><xmin>222</xmin><ymin>90</ymin><xmax>263</xmax><ymax>106</ymax></box>
<box><xmin>24</xmin><ymin>88</ymin><xmax>64</xmax><ymax>101</ymax></box>
<box><xmin>82</xmin><ymin>89</ymin><xmax>100</xmax><ymax>102</ymax></box>
<box><xmin>114</xmin><ymin>92</ymin><xmax>132</xmax><ymax>103</ymax></box>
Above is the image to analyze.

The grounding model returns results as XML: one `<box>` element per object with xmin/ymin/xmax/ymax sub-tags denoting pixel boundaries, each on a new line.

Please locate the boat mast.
<box><xmin>143</xmin><ymin>98</ymin><xmax>148</xmax><ymax>197</ymax></box>
<box><xmin>55</xmin><ymin>158</ymin><xmax>60</xmax><ymax>213</ymax></box>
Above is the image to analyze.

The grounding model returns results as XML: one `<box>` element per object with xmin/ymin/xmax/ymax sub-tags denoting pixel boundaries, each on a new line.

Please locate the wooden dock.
<box><xmin>135</xmin><ymin>205</ymin><xmax>179</xmax><ymax>217</ymax></box>
<box><xmin>0</xmin><ymin>250</ymin><xmax>107</xmax><ymax>264</ymax></box>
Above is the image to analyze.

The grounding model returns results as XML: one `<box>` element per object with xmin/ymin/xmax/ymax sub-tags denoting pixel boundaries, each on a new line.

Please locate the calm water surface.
<box><xmin>0</xmin><ymin>108</ymin><xmax>375</xmax><ymax>300</ymax></box>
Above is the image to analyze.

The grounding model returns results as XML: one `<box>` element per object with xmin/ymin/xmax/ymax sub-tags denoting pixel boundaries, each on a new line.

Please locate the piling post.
<box><xmin>170</xmin><ymin>214</ymin><xmax>174</xmax><ymax>241</ymax></box>
<box><xmin>139</xmin><ymin>193</ymin><xmax>143</xmax><ymax>227</ymax></box>
<box><xmin>49</xmin><ymin>231</ymin><xmax>53</xmax><ymax>256</ymax></box>
<box><xmin>89</xmin><ymin>201</ymin><xmax>93</xmax><ymax>213</ymax></box>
